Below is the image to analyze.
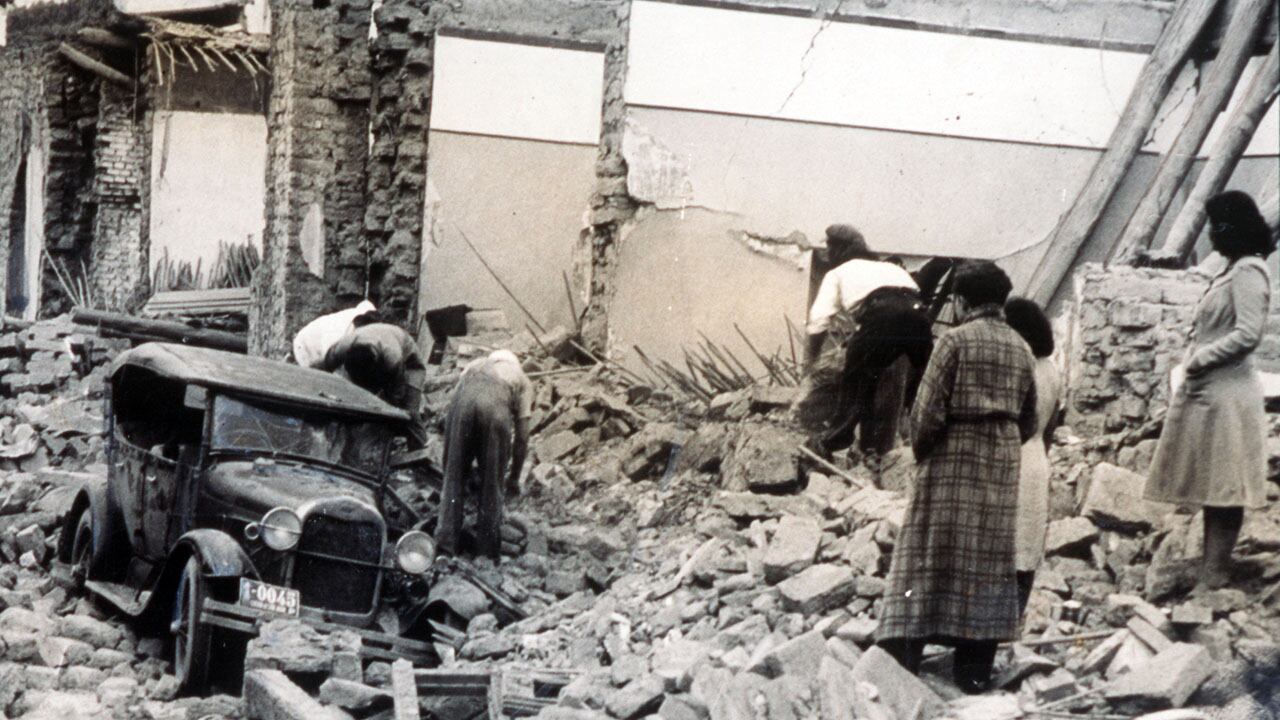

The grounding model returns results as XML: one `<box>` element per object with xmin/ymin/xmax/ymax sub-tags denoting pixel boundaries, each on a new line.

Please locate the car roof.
<box><xmin>110</xmin><ymin>342</ymin><xmax>411</xmax><ymax>422</ymax></box>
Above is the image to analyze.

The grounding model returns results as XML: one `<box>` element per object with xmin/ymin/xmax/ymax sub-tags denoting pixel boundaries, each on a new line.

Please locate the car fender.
<box><xmin>56</xmin><ymin>478</ymin><xmax>126</xmax><ymax>576</ymax></box>
<box><xmin>140</xmin><ymin>529</ymin><xmax>258</xmax><ymax>623</ymax></box>
<box><xmin>173</xmin><ymin>529</ymin><xmax>256</xmax><ymax>578</ymax></box>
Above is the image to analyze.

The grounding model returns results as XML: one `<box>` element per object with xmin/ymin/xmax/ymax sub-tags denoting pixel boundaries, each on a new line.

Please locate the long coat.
<box><xmin>1145</xmin><ymin>256</ymin><xmax>1271</xmax><ymax>509</ymax></box>
<box><xmin>1016</xmin><ymin>358</ymin><xmax>1062</xmax><ymax>572</ymax></box>
<box><xmin>877</xmin><ymin>307</ymin><xmax>1038</xmax><ymax>643</ymax></box>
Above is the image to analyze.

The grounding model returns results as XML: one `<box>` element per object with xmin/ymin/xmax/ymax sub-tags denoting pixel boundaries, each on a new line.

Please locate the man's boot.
<box><xmin>1198</xmin><ymin>506</ymin><xmax>1244</xmax><ymax>591</ymax></box>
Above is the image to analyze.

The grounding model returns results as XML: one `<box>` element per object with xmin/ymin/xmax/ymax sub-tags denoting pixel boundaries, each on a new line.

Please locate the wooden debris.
<box><xmin>1157</xmin><ymin>42</ymin><xmax>1280</xmax><ymax>263</ymax></box>
<box><xmin>1025</xmin><ymin>0</ymin><xmax>1222</xmax><ymax>305</ymax></box>
<box><xmin>1112</xmin><ymin>0</ymin><xmax>1277</xmax><ymax>264</ymax></box>
<box><xmin>71</xmin><ymin>308</ymin><xmax>248</xmax><ymax>353</ymax></box>
<box><xmin>76</xmin><ymin>27</ymin><xmax>133</xmax><ymax>49</ymax></box>
<box><xmin>57</xmin><ymin>43</ymin><xmax>133</xmax><ymax>86</ymax></box>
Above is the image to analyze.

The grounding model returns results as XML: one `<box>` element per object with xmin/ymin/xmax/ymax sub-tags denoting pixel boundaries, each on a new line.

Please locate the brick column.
<box><xmin>250</xmin><ymin>0</ymin><xmax>373</xmax><ymax>358</ymax></box>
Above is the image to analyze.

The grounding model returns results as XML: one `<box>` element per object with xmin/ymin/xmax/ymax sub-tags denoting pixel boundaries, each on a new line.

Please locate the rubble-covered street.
<box><xmin>2</xmin><ymin>316</ymin><xmax>1280</xmax><ymax>720</ymax></box>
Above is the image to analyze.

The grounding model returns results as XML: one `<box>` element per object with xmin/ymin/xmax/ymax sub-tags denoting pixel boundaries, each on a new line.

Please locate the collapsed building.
<box><xmin>0</xmin><ymin>0</ymin><xmax>1279</xmax><ymax>718</ymax></box>
<box><xmin>0</xmin><ymin>0</ymin><xmax>1275</xmax><ymax>373</ymax></box>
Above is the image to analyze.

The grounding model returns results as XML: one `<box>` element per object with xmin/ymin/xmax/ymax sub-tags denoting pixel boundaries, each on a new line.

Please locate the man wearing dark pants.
<box><xmin>437</xmin><ymin>350</ymin><xmax>531</xmax><ymax>560</ymax></box>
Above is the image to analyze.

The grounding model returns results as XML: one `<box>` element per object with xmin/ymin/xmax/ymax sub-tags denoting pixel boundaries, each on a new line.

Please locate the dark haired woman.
<box><xmin>1004</xmin><ymin>297</ymin><xmax>1062</xmax><ymax>618</ymax></box>
<box><xmin>876</xmin><ymin>261</ymin><xmax>1038</xmax><ymax>694</ymax></box>
<box><xmin>1145</xmin><ymin>190</ymin><xmax>1276</xmax><ymax>591</ymax></box>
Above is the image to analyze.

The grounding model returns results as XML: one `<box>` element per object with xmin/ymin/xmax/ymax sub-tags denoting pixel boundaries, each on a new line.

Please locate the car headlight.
<box><xmin>395</xmin><ymin>531</ymin><xmax>436</xmax><ymax>575</ymax></box>
<box><xmin>260</xmin><ymin>508</ymin><xmax>302</xmax><ymax>551</ymax></box>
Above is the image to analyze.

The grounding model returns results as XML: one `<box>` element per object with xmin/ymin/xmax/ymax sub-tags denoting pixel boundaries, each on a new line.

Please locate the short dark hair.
<box><xmin>1207</xmin><ymin>190</ymin><xmax>1275</xmax><ymax>259</ymax></box>
<box><xmin>825</xmin><ymin>224</ymin><xmax>875</xmax><ymax>264</ymax></box>
<box><xmin>344</xmin><ymin>344</ymin><xmax>389</xmax><ymax>392</ymax></box>
<box><xmin>953</xmin><ymin>261</ymin><xmax>1012</xmax><ymax>308</ymax></box>
<box><xmin>1004</xmin><ymin>296</ymin><xmax>1054</xmax><ymax>358</ymax></box>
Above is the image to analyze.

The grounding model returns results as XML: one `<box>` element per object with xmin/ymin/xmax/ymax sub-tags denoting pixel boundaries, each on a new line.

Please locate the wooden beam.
<box><xmin>76</xmin><ymin>27</ymin><xmax>134</xmax><ymax>49</ymax></box>
<box><xmin>1024</xmin><ymin>0</ymin><xmax>1223</xmax><ymax>307</ymax></box>
<box><xmin>71</xmin><ymin>308</ymin><xmax>248</xmax><ymax>353</ymax></box>
<box><xmin>57</xmin><ymin>43</ymin><xmax>134</xmax><ymax>86</ymax></box>
<box><xmin>1111</xmin><ymin>0</ymin><xmax>1277</xmax><ymax>264</ymax></box>
<box><xmin>1155</xmin><ymin>42</ymin><xmax>1280</xmax><ymax>264</ymax></box>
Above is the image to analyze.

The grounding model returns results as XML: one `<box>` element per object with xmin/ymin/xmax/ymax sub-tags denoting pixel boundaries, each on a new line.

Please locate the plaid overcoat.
<box><xmin>877</xmin><ymin>307</ymin><xmax>1038</xmax><ymax>642</ymax></box>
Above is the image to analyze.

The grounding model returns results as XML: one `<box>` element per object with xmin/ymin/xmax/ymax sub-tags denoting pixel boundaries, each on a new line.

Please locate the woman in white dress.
<box><xmin>1004</xmin><ymin>297</ymin><xmax>1062</xmax><ymax>617</ymax></box>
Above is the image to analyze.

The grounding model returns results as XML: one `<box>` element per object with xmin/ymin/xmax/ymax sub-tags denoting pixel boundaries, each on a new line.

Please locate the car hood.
<box><xmin>204</xmin><ymin>459</ymin><xmax>379</xmax><ymax>518</ymax></box>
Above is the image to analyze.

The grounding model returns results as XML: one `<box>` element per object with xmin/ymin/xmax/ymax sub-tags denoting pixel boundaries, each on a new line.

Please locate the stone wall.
<box><xmin>250</xmin><ymin>0</ymin><xmax>374</xmax><ymax>358</ymax></box>
<box><xmin>0</xmin><ymin>3</ymin><xmax>109</xmax><ymax>319</ymax></box>
<box><xmin>1066</xmin><ymin>262</ymin><xmax>1280</xmax><ymax>435</ymax></box>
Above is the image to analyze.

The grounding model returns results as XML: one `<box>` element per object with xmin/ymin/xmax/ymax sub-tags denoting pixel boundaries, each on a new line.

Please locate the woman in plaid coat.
<box><xmin>876</xmin><ymin>261</ymin><xmax>1038</xmax><ymax>693</ymax></box>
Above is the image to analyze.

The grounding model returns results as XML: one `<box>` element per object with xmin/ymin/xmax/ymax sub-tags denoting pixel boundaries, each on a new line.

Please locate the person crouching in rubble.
<box><xmin>876</xmin><ymin>261</ymin><xmax>1037</xmax><ymax>694</ymax></box>
<box><xmin>1144</xmin><ymin>190</ymin><xmax>1276</xmax><ymax>592</ymax></box>
<box><xmin>319</xmin><ymin>321</ymin><xmax>428</xmax><ymax>446</ymax></box>
<box><xmin>437</xmin><ymin>349</ymin><xmax>532</xmax><ymax>560</ymax></box>
<box><xmin>802</xmin><ymin>225</ymin><xmax>933</xmax><ymax>463</ymax></box>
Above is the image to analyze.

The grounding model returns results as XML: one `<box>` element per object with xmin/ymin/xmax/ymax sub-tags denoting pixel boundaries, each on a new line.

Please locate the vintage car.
<box><xmin>56</xmin><ymin>342</ymin><xmax>447</xmax><ymax>694</ymax></box>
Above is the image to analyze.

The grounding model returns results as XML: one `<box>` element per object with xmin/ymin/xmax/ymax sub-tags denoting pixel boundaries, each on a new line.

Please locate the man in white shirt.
<box><xmin>292</xmin><ymin>300</ymin><xmax>378</xmax><ymax>368</ymax></box>
<box><xmin>804</xmin><ymin>225</ymin><xmax>933</xmax><ymax>462</ymax></box>
<box><xmin>437</xmin><ymin>350</ymin><xmax>532</xmax><ymax>559</ymax></box>
<box><xmin>806</xmin><ymin>225</ymin><xmax>918</xmax><ymax>363</ymax></box>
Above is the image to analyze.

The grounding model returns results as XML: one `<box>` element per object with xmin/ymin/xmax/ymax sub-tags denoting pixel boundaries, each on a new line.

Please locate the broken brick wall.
<box><xmin>251</xmin><ymin>0</ymin><xmax>372</xmax><ymax>357</ymax></box>
<box><xmin>1066</xmin><ymin>262</ymin><xmax>1280</xmax><ymax>436</ymax></box>
<box><xmin>368</xmin><ymin>0</ymin><xmax>630</xmax><ymax>343</ymax></box>
<box><xmin>0</xmin><ymin>3</ymin><xmax>110</xmax><ymax>320</ymax></box>
<box><xmin>91</xmin><ymin>83</ymin><xmax>147</xmax><ymax>312</ymax></box>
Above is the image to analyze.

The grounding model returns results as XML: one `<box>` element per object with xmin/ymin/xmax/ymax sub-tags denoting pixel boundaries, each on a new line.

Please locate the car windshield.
<box><xmin>211</xmin><ymin>396</ymin><xmax>391</xmax><ymax>474</ymax></box>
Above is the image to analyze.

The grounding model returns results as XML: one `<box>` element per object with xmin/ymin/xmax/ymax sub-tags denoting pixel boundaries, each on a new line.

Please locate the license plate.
<box><xmin>239</xmin><ymin>578</ymin><xmax>300</xmax><ymax>617</ymax></box>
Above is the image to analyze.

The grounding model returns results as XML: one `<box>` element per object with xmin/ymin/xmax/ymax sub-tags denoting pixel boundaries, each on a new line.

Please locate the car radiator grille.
<box><xmin>294</xmin><ymin>513</ymin><xmax>382</xmax><ymax>615</ymax></box>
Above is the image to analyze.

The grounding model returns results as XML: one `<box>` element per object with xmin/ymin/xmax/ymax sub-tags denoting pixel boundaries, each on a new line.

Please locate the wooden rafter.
<box><xmin>1024</xmin><ymin>0</ymin><xmax>1223</xmax><ymax>306</ymax></box>
<box><xmin>58</xmin><ymin>42</ymin><xmax>133</xmax><ymax>86</ymax></box>
<box><xmin>1111</xmin><ymin>0</ymin><xmax>1278</xmax><ymax>264</ymax></box>
<box><xmin>1155</xmin><ymin>43</ymin><xmax>1280</xmax><ymax>263</ymax></box>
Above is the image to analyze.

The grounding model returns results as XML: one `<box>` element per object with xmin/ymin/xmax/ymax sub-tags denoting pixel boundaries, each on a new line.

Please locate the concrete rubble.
<box><xmin>0</xmin><ymin>316</ymin><xmax>1278</xmax><ymax>720</ymax></box>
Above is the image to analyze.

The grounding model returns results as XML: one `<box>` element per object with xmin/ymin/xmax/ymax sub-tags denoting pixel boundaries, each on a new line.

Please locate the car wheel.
<box><xmin>171</xmin><ymin>557</ymin><xmax>214</xmax><ymax>695</ymax></box>
<box><xmin>69</xmin><ymin>511</ymin><xmax>94</xmax><ymax>590</ymax></box>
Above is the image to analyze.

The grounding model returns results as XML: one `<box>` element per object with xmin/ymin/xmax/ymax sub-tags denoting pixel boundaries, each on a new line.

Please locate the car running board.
<box><xmin>86</xmin><ymin>579</ymin><xmax>152</xmax><ymax>616</ymax></box>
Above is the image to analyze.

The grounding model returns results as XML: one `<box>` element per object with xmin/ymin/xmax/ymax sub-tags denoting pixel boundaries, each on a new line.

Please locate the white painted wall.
<box><xmin>149</xmin><ymin>111</ymin><xmax>266</xmax><ymax>282</ymax></box>
<box><xmin>430</xmin><ymin>35</ymin><xmax>605</xmax><ymax>144</ymax></box>
<box><xmin>626</xmin><ymin>0</ymin><xmax>1278</xmax><ymax>157</ymax></box>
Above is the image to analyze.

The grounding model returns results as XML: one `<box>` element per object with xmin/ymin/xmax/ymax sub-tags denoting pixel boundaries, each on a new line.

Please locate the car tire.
<box><xmin>171</xmin><ymin>556</ymin><xmax>214</xmax><ymax>695</ymax></box>
<box><xmin>69</xmin><ymin>511</ymin><xmax>95</xmax><ymax>590</ymax></box>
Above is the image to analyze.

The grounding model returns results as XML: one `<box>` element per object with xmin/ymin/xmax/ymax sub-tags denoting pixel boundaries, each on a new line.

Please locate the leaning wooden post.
<box><xmin>1025</xmin><ymin>0</ymin><xmax>1222</xmax><ymax>307</ymax></box>
<box><xmin>1156</xmin><ymin>44</ymin><xmax>1280</xmax><ymax>263</ymax></box>
<box><xmin>1112</xmin><ymin>0</ymin><xmax>1278</xmax><ymax>264</ymax></box>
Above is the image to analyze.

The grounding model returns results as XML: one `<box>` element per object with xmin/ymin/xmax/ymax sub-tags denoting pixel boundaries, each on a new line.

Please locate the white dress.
<box><xmin>1015</xmin><ymin>357</ymin><xmax>1061</xmax><ymax>572</ymax></box>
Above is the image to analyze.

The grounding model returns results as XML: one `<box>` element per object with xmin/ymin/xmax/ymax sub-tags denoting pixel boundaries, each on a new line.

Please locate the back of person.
<box><xmin>943</xmin><ymin>318</ymin><xmax>1034</xmax><ymax>422</ymax></box>
<box><xmin>293</xmin><ymin>300</ymin><xmax>376</xmax><ymax>368</ymax></box>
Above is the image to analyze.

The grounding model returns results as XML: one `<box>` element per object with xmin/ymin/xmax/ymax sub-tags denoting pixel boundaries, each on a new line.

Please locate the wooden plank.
<box><xmin>1111</xmin><ymin>0</ymin><xmax>1277</xmax><ymax>264</ymax></box>
<box><xmin>57</xmin><ymin>43</ymin><xmax>134</xmax><ymax>86</ymax></box>
<box><xmin>392</xmin><ymin>658</ymin><xmax>421</xmax><ymax>720</ymax></box>
<box><xmin>1024</xmin><ymin>0</ymin><xmax>1223</xmax><ymax>306</ymax></box>
<box><xmin>1155</xmin><ymin>42</ymin><xmax>1280</xmax><ymax>263</ymax></box>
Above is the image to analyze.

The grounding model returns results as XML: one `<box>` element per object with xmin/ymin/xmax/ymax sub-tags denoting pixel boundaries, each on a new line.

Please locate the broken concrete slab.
<box><xmin>722</xmin><ymin>424</ymin><xmax>804</xmax><ymax>493</ymax></box>
<box><xmin>651</xmin><ymin>639</ymin><xmax>709</xmax><ymax>692</ymax></box>
<box><xmin>777</xmin><ymin>564</ymin><xmax>856</xmax><ymax>614</ymax></box>
<box><xmin>834</xmin><ymin>616</ymin><xmax>879</xmax><ymax>646</ymax></box>
<box><xmin>714</xmin><ymin>492</ymin><xmax>820</xmax><ymax>521</ymax></box>
<box><xmin>1045</xmin><ymin>516</ymin><xmax>1100</xmax><ymax>556</ymax></box>
<box><xmin>1105</xmin><ymin>642</ymin><xmax>1213</xmax><ymax>711</ymax></box>
<box><xmin>243</xmin><ymin>669</ymin><xmax>354</xmax><ymax>720</ymax></box>
<box><xmin>605</xmin><ymin>675</ymin><xmax>666</xmax><ymax>720</ymax></box>
<box><xmin>318</xmin><ymin>678</ymin><xmax>392</xmax><ymax>712</ymax></box>
<box><xmin>1170</xmin><ymin>603</ymin><xmax>1212</xmax><ymax>627</ymax></box>
<box><xmin>1083</xmin><ymin>463</ymin><xmax>1172</xmax><ymax>532</ymax></box>
<box><xmin>750</xmin><ymin>629</ymin><xmax>826</xmax><ymax>680</ymax></box>
<box><xmin>763</xmin><ymin>515</ymin><xmax>822</xmax><ymax>583</ymax></box>
<box><xmin>244</xmin><ymin>620</ymin><xmax>338</xmax><ymax>676</ymax></box>
<box><xmin>1127</xmin><ymin>617</ymin><xmax>1173</xmax><ymax>654</ymax></box>
<box><xmin>850</xmin><ymin>646</ymin><xmax>945</xmax><ymax>720</ymax></box>
<box><xmin>391</xmin><ymin>658</ymin><xmax>419</xmax><ymax>720</ymax></box>
<box><xmin>1107</xmin><ymin>632</ymin><xmax>1158</xmax><ymax>679</ymax></box>
<box><xmin>1026</xmin><ymin>668</ymin><xmax>1078</xmax><ymax>704</ymax></box>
